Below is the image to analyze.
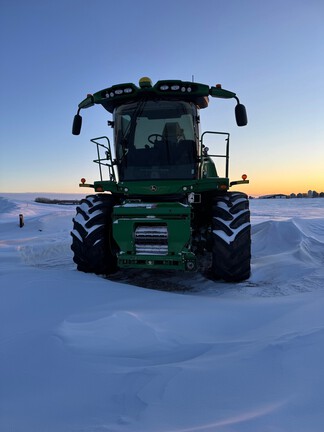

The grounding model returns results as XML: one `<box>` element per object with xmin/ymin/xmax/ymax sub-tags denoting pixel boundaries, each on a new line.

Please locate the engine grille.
<box><xmin>135</xmin><ymin>225</ymin><xmax>168</xmax><ymax>255</ymax></box>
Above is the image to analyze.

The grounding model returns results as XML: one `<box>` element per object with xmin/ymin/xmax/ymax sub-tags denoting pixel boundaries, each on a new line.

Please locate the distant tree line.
<box><xmin>255</xmin><ymin>190</ymin><xmax>324</xmax><ymax>199</ymax></box>
<box><xmin>35</xmin><ymin>197</ymin><xmax>80</xmax><ymax>205</ymax></box>
<box><xmin>290</xmin><ymin>190</ymin><xmax>324</xmax><ymax>198</ymax></box>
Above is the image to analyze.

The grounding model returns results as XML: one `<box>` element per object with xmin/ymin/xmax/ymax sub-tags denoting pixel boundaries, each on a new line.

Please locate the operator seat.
<box><xmin>162</xmin><ymin>122</ymin><xmax>184</xmax><ymax>143</ymax></box>
<box><xmin>162</xmin><ymin>122</ymin><xmax>196</xmax><ymax>166</ymax></box>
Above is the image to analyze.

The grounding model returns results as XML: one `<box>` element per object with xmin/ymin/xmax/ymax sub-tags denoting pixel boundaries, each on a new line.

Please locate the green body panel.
<box><xmin>117</xmin><ymin>252</ymin><xmax>196</xmax><ymax>271</ymax></box>
<box><xmin>94</xmin><ymin>177</ymin><xmax>229</xmax><ymax>196</ymax></box>
<box><xmin>201</xmin><ymin>156</ymin><xmax>218</xmax><ymax>177</ymax></box>
<box><xmin>112</xmin><ymin>201</ymin><xmax>196</xmax><ymax>270</ymax></box>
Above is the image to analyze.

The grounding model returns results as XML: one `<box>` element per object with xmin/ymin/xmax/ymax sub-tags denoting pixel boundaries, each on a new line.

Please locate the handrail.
<box><xmin>200</xmin><ymin>131</ymin><xmax>230</xmax><ymax>178</ymax></box>
<box><xmin>90</xmin><ymin>136</ymin><xmax>117</xmax><ymax>182</ymax></box>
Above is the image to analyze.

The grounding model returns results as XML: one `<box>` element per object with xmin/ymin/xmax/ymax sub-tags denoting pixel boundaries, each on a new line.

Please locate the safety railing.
<box><xmin>90</xmin><ymin>136</ymin><xmax>117</xmax><ymax>182</ymax></box>
<box><xmin>200</xmin><ymin>131</ymin><xmax>230</xmax><ymax>178</ymax></box>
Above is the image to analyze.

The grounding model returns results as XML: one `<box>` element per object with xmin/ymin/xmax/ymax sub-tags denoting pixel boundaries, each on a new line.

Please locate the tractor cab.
<box><xmin>72</xmin><ymin>78</ymin><xmax>248</xmax><ymax>193</ymax></box>
<box><xmin>114</xmin><ymin>99</ymin><xmax>199</xmax><ymax>181</ymax></box>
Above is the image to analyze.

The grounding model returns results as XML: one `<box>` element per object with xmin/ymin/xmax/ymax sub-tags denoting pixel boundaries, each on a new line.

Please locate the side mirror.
<box><xmin>235</xmin><ymin>104</ymin><xmax>248</xmax><ymax>127</ymax></box>
<box><xmin>72</xmin><ymin>113</ymin><xmax>82</xmax><ymax>135</ymax></box>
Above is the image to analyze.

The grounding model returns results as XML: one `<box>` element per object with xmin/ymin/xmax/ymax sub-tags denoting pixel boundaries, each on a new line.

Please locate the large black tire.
<box><xmin>212</xmin><ymin>192</ymin><xmax>251</xmax><ymax>282</ymax></box>
<box><xmin>71</xmin><ymin>194</ymin><xmax>118</xmax><ymax>275</ymax></box>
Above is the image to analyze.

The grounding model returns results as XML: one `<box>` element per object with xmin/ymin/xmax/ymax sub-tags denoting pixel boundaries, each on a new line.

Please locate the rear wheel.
<box><xmin>211</xmin><ymin>192</ymin><xmax>251</xmax><ymax>281</ymax></box>
<box><xmin>71</xmin><ymin>194</ymin><xmax>118</xmax><ymax>275</ymax></box>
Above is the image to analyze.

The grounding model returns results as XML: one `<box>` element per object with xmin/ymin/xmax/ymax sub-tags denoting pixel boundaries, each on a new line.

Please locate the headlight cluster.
<box><xmin>105</xmin><ymin>87</ymin><xmax>133</xmax><ymax>98</ymax></box>
<box><xmin>159</xmin><ymin>84</ymin><xmax>192</xmax><ymax>93</ymax></box>
<box><xmin>103</xmin><ymin>81</ymin><xmax>195</xmax><ymax>100</ymax></box>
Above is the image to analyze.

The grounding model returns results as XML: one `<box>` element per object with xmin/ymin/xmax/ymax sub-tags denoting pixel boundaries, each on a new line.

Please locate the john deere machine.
<box><xmin>71</xmin><ymin>77</ymin><xmax>251</xmax><ymax>281</ymax></box>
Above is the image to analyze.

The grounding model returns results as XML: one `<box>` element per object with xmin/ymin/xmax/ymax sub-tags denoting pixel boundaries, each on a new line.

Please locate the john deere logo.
<box><xmin>150</xmin><ymin>185</ymin><xmax>157</xmax><ymax>192</ymax></box>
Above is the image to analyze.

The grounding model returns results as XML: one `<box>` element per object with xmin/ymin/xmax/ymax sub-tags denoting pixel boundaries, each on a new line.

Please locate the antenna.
<box><xmin>192</xmin><ymin>75</ymin><xmax>194</xmax><ymax>82</ymax></box>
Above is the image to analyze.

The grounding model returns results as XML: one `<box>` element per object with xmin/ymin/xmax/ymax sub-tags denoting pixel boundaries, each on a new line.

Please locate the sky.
<box><xmin>0</xmin><ymin>0</ymin><xmax>323</xmax><ymax>196</ymax></box>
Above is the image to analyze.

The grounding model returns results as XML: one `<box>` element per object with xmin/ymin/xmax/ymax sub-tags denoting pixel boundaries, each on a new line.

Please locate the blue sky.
<box><xmin>1</xmin><ymin>0</ymin><xmax>323</xmax><ymax>195</ymax></box>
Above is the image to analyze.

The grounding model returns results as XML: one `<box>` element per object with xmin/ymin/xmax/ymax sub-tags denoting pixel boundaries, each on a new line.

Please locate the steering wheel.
<box><xmin>148</xmin><ymin>134</ymin><xmax>164</xmax><ymax>145</ymax></box>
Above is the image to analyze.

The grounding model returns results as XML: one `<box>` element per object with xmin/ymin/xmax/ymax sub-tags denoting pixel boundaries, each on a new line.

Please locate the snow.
<box><xmin>1</xmin><ymin>194</ymin><xmax>324</xmax><ymax>432</ymax></box>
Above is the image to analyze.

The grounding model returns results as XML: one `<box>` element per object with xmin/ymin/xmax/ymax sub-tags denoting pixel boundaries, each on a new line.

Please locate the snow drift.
<box><xmin>1</xmin><ymin>194</ymin><xmax>324</xmax><ymax>431</ymax></box>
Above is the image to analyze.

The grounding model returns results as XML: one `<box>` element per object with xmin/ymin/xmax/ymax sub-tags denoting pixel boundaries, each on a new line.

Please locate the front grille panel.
<box><xmin>135</xmin><ymin>225</ymin><xmax>168</xmax><ymax>255</ymax></box>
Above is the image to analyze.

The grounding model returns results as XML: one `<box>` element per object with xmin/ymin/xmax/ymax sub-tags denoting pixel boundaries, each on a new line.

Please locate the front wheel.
<box><xmin>71</xmin><ymin>194</ymin><xmax>118</xmax><ymax>275</ymax></box>
<box><xmin>211</xmin><ymin>192</ymin><xmax>251</xmax><ymax>282</ymax></box>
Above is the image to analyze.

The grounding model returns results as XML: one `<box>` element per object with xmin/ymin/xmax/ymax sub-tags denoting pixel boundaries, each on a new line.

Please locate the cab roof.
<box><xmin>77</xmin><ymin>78</ymin><xmax>237</xmax><ymax>113</ymax></box>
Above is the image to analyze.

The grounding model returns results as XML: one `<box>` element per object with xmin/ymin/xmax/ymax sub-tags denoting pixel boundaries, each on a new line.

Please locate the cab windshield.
<box><xmin>114</xmin><ymin>100</ymin><xmax>198</xmax><ymax>181</ymax></box>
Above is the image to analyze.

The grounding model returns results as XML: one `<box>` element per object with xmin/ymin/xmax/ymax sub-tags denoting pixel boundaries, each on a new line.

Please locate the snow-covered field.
<box><xmin>1</xmin><ymin>194</ymin><xmax>324</xmax><ymax>432</ymax></box>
